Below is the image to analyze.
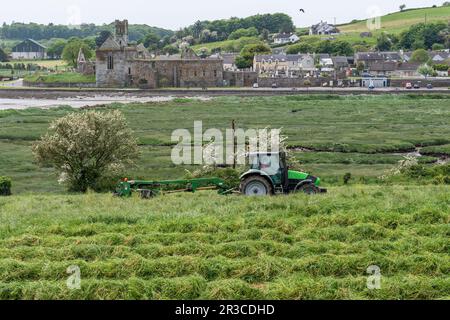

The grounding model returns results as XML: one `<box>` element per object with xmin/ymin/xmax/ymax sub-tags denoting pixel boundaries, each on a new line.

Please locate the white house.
<box><xmin>273</xmin><ymin>33</ymin><xmax>300</xmax><ymax>45</ymax></box>
<box><xmin>310</xmin><ymin>21</ymin><xmax>339</xmax><ymax>35</ymax></box>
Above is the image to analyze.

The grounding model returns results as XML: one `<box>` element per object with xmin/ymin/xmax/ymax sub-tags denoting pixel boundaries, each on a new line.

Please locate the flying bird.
<box><xmin>299</xmin><ymin>9</ymin><xmax>305</xmax><ymax>13</ymax></box>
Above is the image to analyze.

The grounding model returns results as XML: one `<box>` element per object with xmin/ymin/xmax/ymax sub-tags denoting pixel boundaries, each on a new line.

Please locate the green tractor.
<box><xmin>115</xmin><ymin>151</ymin><xmax>326</xmax><ymax>198</ymax></box>
<box><xmin>240</xmin><ymin>152</ymin><xmax>327</xmax><ymax>196</ymax></box>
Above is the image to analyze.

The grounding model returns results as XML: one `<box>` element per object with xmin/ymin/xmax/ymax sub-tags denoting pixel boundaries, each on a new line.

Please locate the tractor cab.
<box><xmin>248</xmin><ymin>152</ymin><xmax>287</xmax><ymax>188</ymax></box>
<box><xmin>241</xmin><ymin>151</ymin><xmax>327</xmax><ymax>196</ymax></box>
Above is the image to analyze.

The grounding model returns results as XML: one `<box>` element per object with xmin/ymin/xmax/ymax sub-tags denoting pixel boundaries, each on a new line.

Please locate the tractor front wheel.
<box><xmin>295</xmin><ymin>183</ymin><xmax>319</xmax><ymax>195</ymax></box>
<box><xmin>241</xmin><ymin>176</ymin><xmax>273</xmax><ymax>196</ymax></box>
<box><xmin>140</xmin><ymin>189</ymin><xmax>156</xmax><ymax>199</ymax></box>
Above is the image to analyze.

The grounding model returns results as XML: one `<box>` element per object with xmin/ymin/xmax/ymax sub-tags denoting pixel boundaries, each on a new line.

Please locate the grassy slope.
<box><xmin>0</xmin><ymin>186</ymin><xmax>449</xmax><ymax>300</ymax></box>
<box><xmin>297</xmin><ymin>6</ymin><xmax>450</xmax><ymax>47</ymax></box>
<box><xmin>191</xmin><ymin>36</ymin><xmax>262</xmax><ymax>53</ymax></box>
<box><xmin>338</xmin><ymin>6</ymin><xmax>450</xmax><ymax>34</ymax></box>
<box><xmin>1</xmin><ymin>95</ymin><xmax>449</xmax><ymax>193</ymax></box>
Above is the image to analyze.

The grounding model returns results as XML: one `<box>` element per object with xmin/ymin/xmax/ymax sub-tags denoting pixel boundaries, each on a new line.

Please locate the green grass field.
<box><xmin>338</xmin><ymin>5</ymin><xmax>450</xmax><ymax>34</ymax></box>
<box><xmin>0</xmin><ymin>186</ymin><xmax>449</xmax><ymax>299</ymax></box>
<box><xmin>0</xmin><ymin>94</ymin><xmax>449</xmax><ymax>300</ymax></box>
<box><xmin>15</xmin><ymin>60</ymin><xmax>68</xmax><ymax>69</ymax></box>
<box><xmin>1</xmin><ymin>95</ymin><xmax>450</xmax><ymax>193</ymax></box>
<box><xmin>24</xmin><ymin>72</ymin><xmax>96</xmax><ymax>84</ymax></box>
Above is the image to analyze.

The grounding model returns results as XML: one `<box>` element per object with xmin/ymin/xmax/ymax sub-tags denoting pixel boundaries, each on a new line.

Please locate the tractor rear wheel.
<box><xmin>241</xmin><ymin>176</ymin><xmax>273</xmax><ymax>196</ymax></box>
<box><xmin>295</xmin><ymin>183</ymin><xmax>319</xmax><ymax>195</ymax></box>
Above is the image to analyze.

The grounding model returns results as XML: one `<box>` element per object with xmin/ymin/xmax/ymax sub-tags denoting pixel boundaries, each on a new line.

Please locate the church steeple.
<box><xmin>115</xmin><ymin>19</ymin><xmax>129</xmax><ymax>47</ymax></box>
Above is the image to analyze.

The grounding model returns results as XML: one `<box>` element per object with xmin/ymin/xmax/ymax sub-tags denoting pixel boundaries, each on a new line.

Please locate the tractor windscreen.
<box><xmin>249</xmin><ymin>153</ymin><xmax>281</xmax><ymax>176</ymax></box>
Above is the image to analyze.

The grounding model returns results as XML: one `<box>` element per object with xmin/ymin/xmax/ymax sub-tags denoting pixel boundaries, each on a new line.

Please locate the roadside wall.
<box><xmin>257</xmin><ymin>77</ymin><xmax>354</xmax><ymax>88</ymax></box>
<box><xmin>390</xmin><ymin>78</ymin><xmax>450</xmax><ymax>88</ymax></box>
<box><xmin>223</xmin><ymin>71</ymin><xmax>257</xmax><ymax>87</ymax></box>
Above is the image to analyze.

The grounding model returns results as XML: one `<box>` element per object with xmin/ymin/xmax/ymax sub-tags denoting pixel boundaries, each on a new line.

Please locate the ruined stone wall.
<box><xmin>155</xmin><ymin>59</ymin><xmax>224</xmax><ymax>88</ymax></box>
<box><xmin>97</xmin><ymin>53</ymin><xmax>224</xmax><ymax>88</ymax></box>
<box><xmin>96</xmin><ymin>49</ymin><xmax>135</xmax><ymax>87</ymax></box>
<box><xmin>130</xmin><ymin>60</ymin><xmax>157</xmax><ymax>89</ymax></box>
<box><xmin>77</xmin><ymin>61</ymin><xmax>95</xmax><ymax>75</ymax></box>
<box><xmin>223</xmin><ymin>71</ymin><xmax>257</xmax><ymax>87</ymax></box>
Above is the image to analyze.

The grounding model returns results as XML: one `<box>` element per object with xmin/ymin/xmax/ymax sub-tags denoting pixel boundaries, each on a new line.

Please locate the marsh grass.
<box><xmin>1</xmin><ymin>95</ymin><xmax>450</xmax><ymax>193</ymax></box>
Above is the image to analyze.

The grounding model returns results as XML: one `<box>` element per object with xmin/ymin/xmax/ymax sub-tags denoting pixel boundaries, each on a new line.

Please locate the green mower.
<box><xmin>115</xmin><ymin>152</ymin><xmax>326</xmax><ymax>198</ymax></box>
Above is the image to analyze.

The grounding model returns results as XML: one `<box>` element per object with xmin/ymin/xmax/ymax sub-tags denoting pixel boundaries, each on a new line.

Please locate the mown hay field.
<box><xmin>0</xmin><ymin>186</ymin><xmax>449</xmax><ymax>300</ymax></box>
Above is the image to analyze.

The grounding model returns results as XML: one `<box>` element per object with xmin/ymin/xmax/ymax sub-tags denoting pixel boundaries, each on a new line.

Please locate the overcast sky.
<box><xmin>0</xmin><ymin>0</ymin><xmax>444</xmax><ymax>29</ymax></box>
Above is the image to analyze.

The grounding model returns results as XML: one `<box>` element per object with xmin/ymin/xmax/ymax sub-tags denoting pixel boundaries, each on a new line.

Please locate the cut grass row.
<box><xmin>0</xmin><ymin>186</ymin><xmax>448</xmax><ymax>299</ymax></box>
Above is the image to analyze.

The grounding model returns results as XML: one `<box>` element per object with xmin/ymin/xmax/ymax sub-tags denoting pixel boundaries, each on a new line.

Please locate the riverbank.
<box><xmin>0</xmin><ymin>86</ymin><xmax>448</xmax><ymax>101</ymax></box>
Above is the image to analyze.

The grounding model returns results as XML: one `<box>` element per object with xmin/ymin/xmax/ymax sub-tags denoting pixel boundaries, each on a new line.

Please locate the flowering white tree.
<box><xmin>33</xmin><ymin>110</ymin><xmax>139</xmax><ymax>192</ymax></box>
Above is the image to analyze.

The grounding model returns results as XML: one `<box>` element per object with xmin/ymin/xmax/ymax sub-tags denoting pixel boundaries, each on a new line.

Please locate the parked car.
<box><xmin>252</xmin><ymin>83</ymin><xmax>259</xmax><ymax>88</ymax></box>
<box><xmin>405</xmin><ymin>83</ymin><xmax>413</xmax><ymax>89</ymax></box>
<box><xmin>368</xmin><ymin>84</ymin><xmax>375</xmax><ymax>90</ymax></box>
<box><xmin>427</xmin><ymin>84</ymin><xmax>433</xmax><ymax>89</ymax></box>
<box><xmin>272</xmin><ymin>83</ymin><xmax>278</xmax><ymax>89</ymax></box>
<box><xmin>413</xmin><ymin>83</ymin><xmax>421</xmax><ymax>89</ymax></box>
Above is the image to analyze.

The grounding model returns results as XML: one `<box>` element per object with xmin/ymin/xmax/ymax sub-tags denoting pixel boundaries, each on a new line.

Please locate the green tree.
<box><xmin>33</xmin><ymin>111</ymin><xmax>139</xmax><ymax>193</ymax></box>
<box><xmin>417</xmin><ymin>64</ymin><xmax>436</xmax><ymax>77</ymax></box>
<box><xmin>332</xmin><ymin>40</ymin><xmax>354</xmax><ymax>56</ymax></box>
<box><xmin>410</xmin><ymin>49</ymin><xmax>430</xmax><ymax>63</ymax></box>
<box><xmin>199</xmin><ymin>29</ymin><xmax>212</xmax><ymax>43</ymax></box>
<box><xmin>62</xmin><ymin>38</ymin><xmax>93</xmax><ymax>67</ymax></box>
<box><xmin>47</xmin><ymin>39</ymin><xmax>67</xmax><ymax>59</ymax></box>
<box><xmin>236</xmin><ymin>43</ymin><xmax>271</xmax><ymax>69</ymax></box>
<box><xmin>399</xmin><ymin>4</ymin><xmax>406</xmax><ymax>11</ymax></box>
<box><xmin>95</xmin><ymin>30</ymin><xmax>112</xmax><ymax>47</ymax></box>
<box><xmin>432</xmin><ymin>43</ymin><xmax>445</xmax><ymax>50</ymax></box>
<box><xmin>376</xmin><ymin>33</ymin><xmax>394</xmax><ymax>51</ymax></box>
<box><xmin>162</xmin><ymin>45</ymin><xmax>180</xmax><ymax>55</ymax></box>
<box><xmin>286</xmin><ymin>43</ymin><xmax>314</xmax><ymax>54</ymax></box>
<box><xmin>192</xmin><ymin>20</ymin><xmax>204</xmax><ymax>39</ymax></box>
<box><xmin>235</xmin><ymin>56</ymin><xmax>251</xmax><ymax>69</ymax></box>
<box><xmin>140</xmin><ymin>32</ymin><xmax>161</xmax><ymax>50</ymax></box>
<box><xmin>261</xmin><ymin>28</ymin><xmax>270</xmax><ymax>41</ymax></box>
<box><xmin>433</xmin><ymin>64</ymin><xmax>449</xmax><ymax>71</ymax></box>
<box><xmin>399</xmin><ymin>22</ymin><xmax>447</xmax><ymax>49</ymax></box>
<box><xmin>228</xmin><ymin>27</ymin><xmax>259</xmax><ymax>40</ymax></box>
<box><xmin>411</xmin><ymin>39</ymin><xmax>426</xmax><ymax>50</ymax></box>
<box><xmin>0</xmin><ymin>48</ymin><xmax>8</xmax><ymax>62</ymax></box>
<box><xmin>315</xmin><ymin>40</ymin><xmax>334</xmax><ymax>54</ymax></box>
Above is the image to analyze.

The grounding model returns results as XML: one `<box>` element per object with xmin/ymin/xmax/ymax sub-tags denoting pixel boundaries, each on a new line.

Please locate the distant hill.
<box><xmin>291</xmin><ymin>5</ymin><xmax>450</xmax><ymax>49</ymax></box>
<box><xmin>0</xmin><ymin>22</ymin><xmax>173</xmax><ymax>42</ymax></box>
<box><xmin>338</xmin><ymin>5</ymin><xmax>450</xmax><ymax>34</ymax></box>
